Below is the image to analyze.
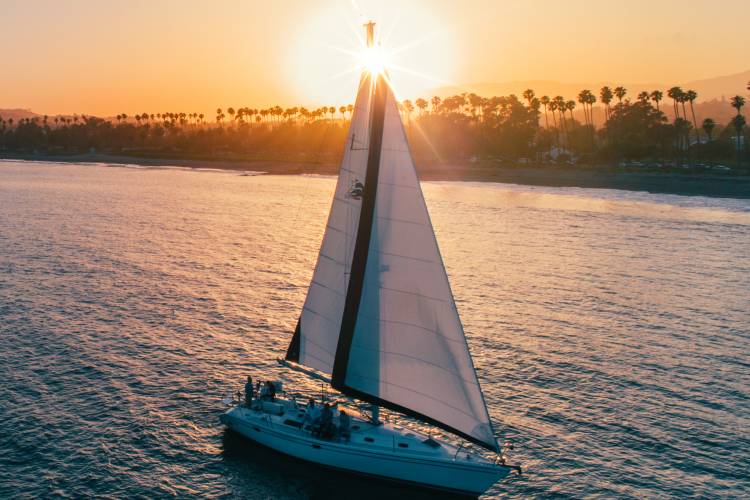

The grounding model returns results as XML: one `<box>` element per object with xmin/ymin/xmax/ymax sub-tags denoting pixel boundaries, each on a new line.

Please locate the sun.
<box><xmin>285</xmin><ymin>2</ymin><xmax>459</xmax><ymax>106</ymax></box>
<box><xmin>360</xmin><ymin>45</ymin><xmax>389</xmax><ymax>77</ymax></box>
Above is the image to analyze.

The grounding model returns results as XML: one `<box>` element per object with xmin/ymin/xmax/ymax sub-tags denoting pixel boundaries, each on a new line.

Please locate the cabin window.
<box><xmin>283</xmin><ymin>420</ymin><xmax>302</xmax><ymax>428</ymax></box>
<box><xmin>364</xmin><ymin>437</ymin><xmax>374</xmax><ymax>443</ymax></box>
<box><xmin>398</xmin><ymin>443</ymin><xmax>409</xmax><ymax>448</ymax></box>
<box><xmin>352</xmin><ymin>425</ymin><xmax>360</xmax><ymax>430</ymax></box>
<box><xmin>252</xmin><ymin>426</ymin><xmax>261</xmax><ymax>432</ymax></box>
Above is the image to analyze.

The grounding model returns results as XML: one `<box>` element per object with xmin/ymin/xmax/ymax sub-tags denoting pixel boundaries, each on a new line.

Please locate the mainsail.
<box><xmin>287</xmin><ymin>27</ymin><xmax>498</xmax><ymax>452</ymax></box>
<box><xmin>285</xmin><ymin>73</ymin><xmax>374</xmax><ymax>373</ymax></box>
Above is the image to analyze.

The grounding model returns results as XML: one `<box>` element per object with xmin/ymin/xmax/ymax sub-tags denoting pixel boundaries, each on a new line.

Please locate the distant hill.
<box><xmin>432</xmin><ymin>69</ymin><xmax>750</xmax><ymax>103</ymax></box>
<box><xmin>0</xmin><ymin>108</ymin><xmax>41</xmax><ymax>121</ymax></box>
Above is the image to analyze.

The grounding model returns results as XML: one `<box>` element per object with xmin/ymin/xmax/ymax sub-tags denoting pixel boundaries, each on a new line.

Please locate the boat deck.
<box><xmin>223</xmin><ymin>398</ymin><xmax>498</xmax><ymax>467</ymax></box>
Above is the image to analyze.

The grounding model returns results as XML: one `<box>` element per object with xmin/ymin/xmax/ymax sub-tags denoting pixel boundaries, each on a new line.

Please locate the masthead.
<box><xmin>364</xmin><ymin>21</ymin><xmax>375</xmax><ymax>48</ymax></box>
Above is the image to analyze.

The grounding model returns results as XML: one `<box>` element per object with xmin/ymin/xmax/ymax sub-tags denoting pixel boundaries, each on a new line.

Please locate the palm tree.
<box><xmin>577</xmin><ymin>90</ymin><xmax>591</xmax><ymax>127</ymax></box>
<box><xmin>614</xmin><ymin>86</ymin><xmax>627</xmax><ymax>103</ymax></box>
<box><xmin>674</xmin><ymin>117</ymin><xmax>691</xmax><ymax>154</ymax></box>
<box><xmin>637</xmin><ymin>91</ymin><xmax>650</xmax><ymax>104</ymax></box>
<box><xmin>702</xmin><ymin>118</ymin><xmax>716</xmax><ymax>142</ymax></box>
<box><xmin>566</xmin><ymin>100</ymin><xmax>576</xmax><ymax>124</ymax></box>
<box><xmin>540</xmin><ymin>96</ymin><xmax>551</xmax><ymax>129</ymax></box>
<box><xmin>415</xmin><ymin>98</ymin><xmax>428</xmax><ymax>116</ymax></box>
<box><xmin>730</xmin><ymin>95</ymin><xmax>745</xmax><ymax>115</ymax></box>
<box><xmin>467</xmin><ymin>93</ymin><xmax>484</xmax><ymax>121</ymax></box>
<box><xmin>685</xmin><ymin>90</ymin><xmax>700</xmax><ymax>143</ymax></box>
<box><xmin>548</xmin><ymin>99</ymin><xmax>559</xmax><ymax>140</ymax></box>
<box><xmin>431</xmin><ymin>96</ymin><xmax>441</xmax><ymax>114</ymax></box>
<box><xmin>678</xmin><ymin>94</ymin><xmax>688</xmax><ymax>126</ymax></box>
<box><xmin>403</xmin><ymin>100</ymin><xmax>415</xmax><ymax>120</ymax></box>
<box><xmin>339</xmin><ymin>105</ymin><xmax>346</xmax><ymax>120</ymax></box>
<box><xmin>650</xmin><ymin>90</ymin><xmax>663</xmax><ymax>113</ymax></box>
<box><xmin>600</xmin><ymin>87</ymin><xmax>613</xmax><ymax>122</ymax></box>
<box><xmin>522</xmin><ymin>89</ymin><xmax>535</xmax><ymax>107</ymax></box>
<box><xmin>553</xmin><ymin>96</ymin><xmax>567</xmax><ymax>141</ymax></box>
<box><xmin>667</xmin><ymin>87</ymin><xmax>683</xmax><ymax>119</ymax></box>
<box><xmin>586</xmin><ymin>91</ymin><xmax>597</xmax><ymax>137</ymax></box>
<box><xmin>731</xmin><ymin>114</ymin><xmax>746</xmax><ymax>168</ymax></box>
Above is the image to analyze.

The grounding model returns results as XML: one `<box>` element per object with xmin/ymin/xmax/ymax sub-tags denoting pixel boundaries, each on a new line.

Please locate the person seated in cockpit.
<box><xmin>320</xmin><ymin>403</ymin><xmax>334</xmax><ymax>439</ymax></box>
<box><xmin>244</xmin><ymin>376</ymin><xmax>254</xmax><ymax>407</ymax></box>
<box><xmin>303</xmin><ymin>398</ymin><xmax>319</xmax><ymax>431</ymax></box>
<box><xmin>338</xmin><ymin>409</ymin><xmax>351</xmax><ymax>442</ymax></box>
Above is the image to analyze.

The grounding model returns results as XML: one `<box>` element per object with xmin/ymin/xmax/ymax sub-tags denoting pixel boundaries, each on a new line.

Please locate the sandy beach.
<box><xmin>2</xmin><ymin>152</ymin><xmax>749</xmax><ymax>199</ymax></box>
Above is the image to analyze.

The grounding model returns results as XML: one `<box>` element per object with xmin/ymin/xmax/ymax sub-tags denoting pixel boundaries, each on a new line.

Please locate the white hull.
<box><xmin>220</xmin><ymin>403</ymin><xmax>510</xmax><ymax>495</ymax></box>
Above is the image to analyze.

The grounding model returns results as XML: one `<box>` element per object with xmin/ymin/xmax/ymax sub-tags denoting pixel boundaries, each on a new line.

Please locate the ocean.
<box><xmin>1</xmin><ymin>160</ymin><xmax>748</xmax><ymax>498</ymax></box>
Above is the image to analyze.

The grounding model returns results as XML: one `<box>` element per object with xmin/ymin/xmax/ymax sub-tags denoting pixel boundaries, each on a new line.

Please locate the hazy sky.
<box><xmin>1</xmin><ymin>0</ymin><xmax>748</xmax><ymax>115</ymax></box>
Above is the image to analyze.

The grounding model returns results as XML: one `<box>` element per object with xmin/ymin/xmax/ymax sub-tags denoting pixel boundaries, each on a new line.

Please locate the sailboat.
<box><xmin>221</xmin><ymin>22</ymin><xmax>517</xmax><ymax>496</ymax></box>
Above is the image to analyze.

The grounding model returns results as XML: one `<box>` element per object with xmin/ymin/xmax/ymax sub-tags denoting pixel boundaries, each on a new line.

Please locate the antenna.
<box><xmin>364</xmin><ymin>21</ymin><xmax>375</xmax><ymax>48</ymax></box>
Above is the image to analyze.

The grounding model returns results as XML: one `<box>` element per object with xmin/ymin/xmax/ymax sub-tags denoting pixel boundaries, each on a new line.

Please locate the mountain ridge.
<box><xmin>431</xmin><ymin>69</ymin><xmax>750</xmax><ymax>102</ymax></box>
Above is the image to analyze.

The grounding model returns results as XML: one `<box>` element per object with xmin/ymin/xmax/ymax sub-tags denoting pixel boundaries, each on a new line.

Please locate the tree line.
<box><xmin>1</xmin><ymin>82</ymin><xmax>748</xmax><ymax>169</ymax></box>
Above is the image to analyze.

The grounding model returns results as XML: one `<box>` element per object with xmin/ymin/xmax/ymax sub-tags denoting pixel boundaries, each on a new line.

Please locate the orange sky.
<box><xmin>1</xmin><ymin>0</ymin><xmax>748</xmax><ymax>116</ymax></box>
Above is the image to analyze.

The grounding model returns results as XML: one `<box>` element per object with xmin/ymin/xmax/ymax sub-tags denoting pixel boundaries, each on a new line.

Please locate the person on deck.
<box><xmin>259</xmin><ymin>381</ymin><xmax>269</xmax><ymax>401</ymax></box>
<box><xmin>266</xmin><ymin>381</ymin><xmax>276</xmax><ymax>401</ymax></box>
<box><xmin>303</xmin><ymin>399</ymin><xmax>319</xmax><ymax>431</ymax></box>
<box><xmin>320</xmin><ymin>403</ymin><xmax>334</xmax><ymax>439</ymax></box>
<box><xmin>338</xmin><ymin>409</ymin><xmax>351</xmax><ymax>442</ymax></box>
<box><xmin>244</xmin><ymin>376</ymin><xmax>253</xmax><ymax>407</ymax></box>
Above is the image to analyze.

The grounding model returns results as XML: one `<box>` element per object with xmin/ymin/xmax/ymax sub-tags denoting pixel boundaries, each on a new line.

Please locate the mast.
<box><xmin>365</xmin><ymin>20</ymin><xmax>375</xmax><ymax>48</ymax></box>
<box><xmin>364</xmin><ymin>19</ymin><xmax>379</xmax><ymax>426</ymax></box>
<box><xmin>332</xmin><ymin>20</ymin><xmax>386</xmax><ymax>425</ymax></box>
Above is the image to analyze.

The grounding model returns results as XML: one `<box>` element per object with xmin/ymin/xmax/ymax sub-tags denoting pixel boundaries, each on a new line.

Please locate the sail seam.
<box><xmin>377</xmin><ymin>285</ymin><xmax>452</xmax><ymax>304</ymax></box>
<box><xmin>374</xmin><ymin>249</ymin><xmax>438</xmax><ymax>264</ymax></box>
<box><xmin>323</xmin><ymin>223</ymin><xmax>356</xmax><ymax>238</ymax></box>
<box><xmin>377</xmin><ymin>180</ymin><xmax>419</xmax><ymax>190</ymax></box>
<box><xmin>318</xmin><ymin>252</ymin><xmax>348</xmax><ymax>267</ymax></box>
<box><xmin>302</xmin><ymin>306</ymin><xmax>339</xmax><ymax>326</ymax></box>
<box><xmin>347</xmin><ymin>346</ymin><xmax>480</xmax><ymax>385</ymax></box>
<box><xmin>375</xmin><ymin>215</ymin><xmax>428</xmax><ymax>226</ymax></box>
<box><xmin>309</xmin><ymin>279</ymin><xmax>345</xmax><ymax>297</ymax></box>
<box><xmin>298</xmin><ymin>349</ymin><xmax>334</xmax><ymax>367</ymax></box>
<box><xmin>357</xmin><ymin>314</ymin><xmax>466</xmax><ymax>345</ymax></box>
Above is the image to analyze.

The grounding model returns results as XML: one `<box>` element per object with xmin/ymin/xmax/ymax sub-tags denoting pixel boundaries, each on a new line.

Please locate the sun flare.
<box><xmin>286</xmin><ymin>2</ymin><xmax>458</xmax><ymax>106</ymax></box>
<box><xmin>360</xmin><ymin>45</ymin><xmax>389</xmax><ymax>76</ymax></box>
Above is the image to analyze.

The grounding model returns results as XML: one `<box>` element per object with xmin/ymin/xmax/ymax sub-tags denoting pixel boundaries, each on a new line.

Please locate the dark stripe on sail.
<box><xmin>285</xmin><ymin>319</ymin><xmax>301</xmax><ymax>362</ymax></box>
<box><xmin>337</xmin><ymin>384</ymin><xmax>500</xmax><ymax>453</ymax></box>
<box><xmin>331</xmin><ymin>74</ymin><xmax>387</xmax><ymax>387</ymax></box>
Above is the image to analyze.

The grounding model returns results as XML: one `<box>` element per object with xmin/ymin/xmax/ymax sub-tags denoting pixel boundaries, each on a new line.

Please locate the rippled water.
<box><xmin>1</xmin><ymin>161</ymin><xmax>749</xmax><ymax>499</ymax></box>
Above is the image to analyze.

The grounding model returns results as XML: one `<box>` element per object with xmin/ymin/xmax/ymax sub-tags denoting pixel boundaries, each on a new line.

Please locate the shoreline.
<box><xmin>2</xmin><ymin>153</ymin><xmax>749</xmax><ymax>199</ymax></box>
